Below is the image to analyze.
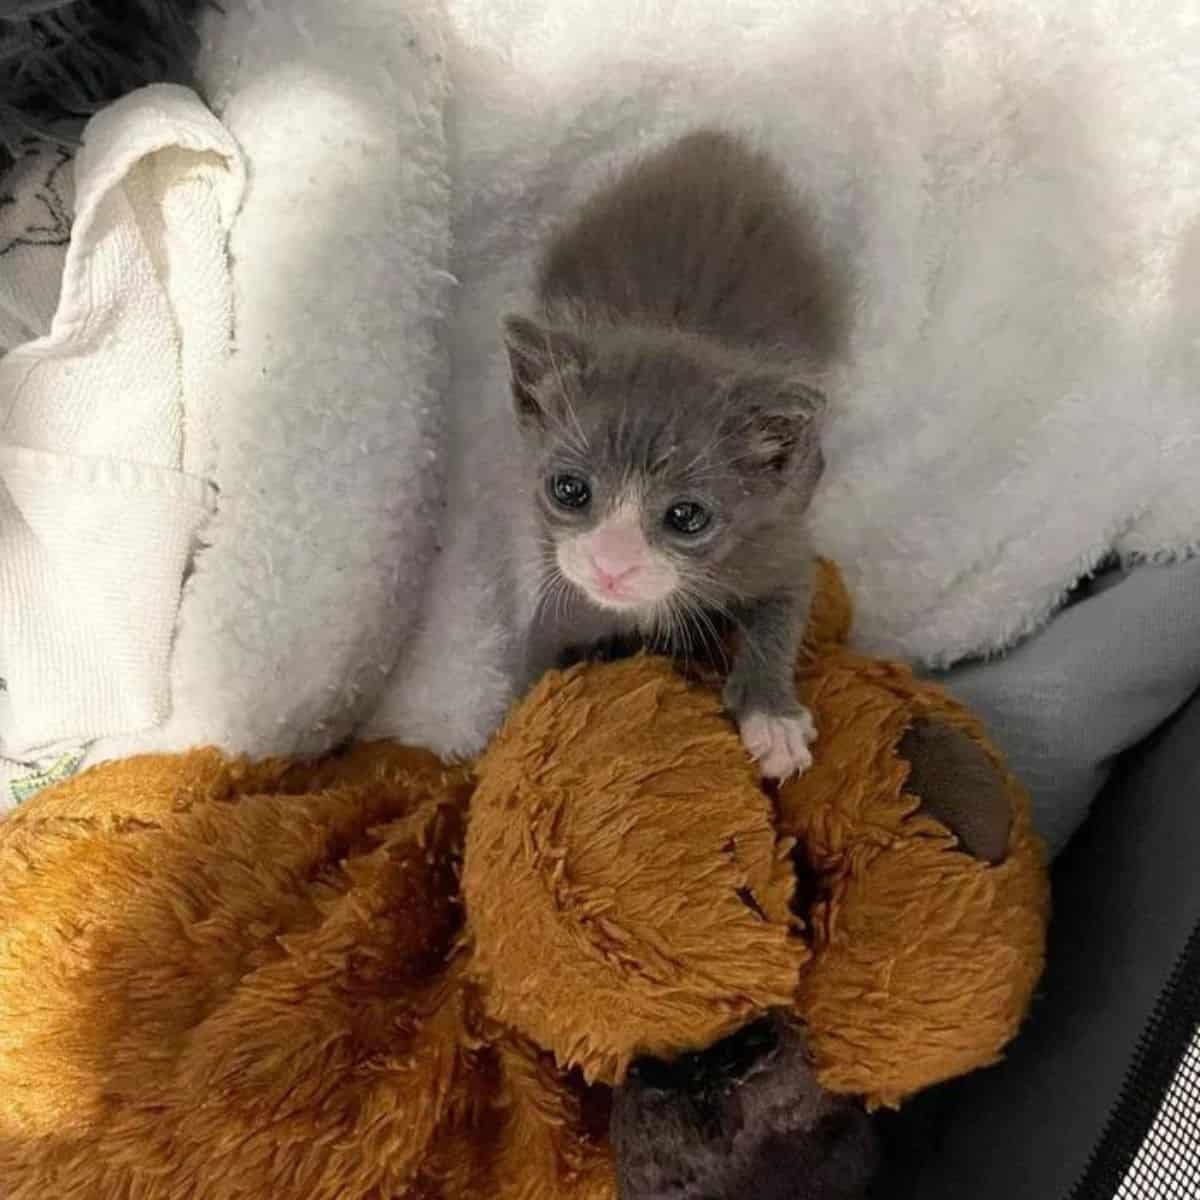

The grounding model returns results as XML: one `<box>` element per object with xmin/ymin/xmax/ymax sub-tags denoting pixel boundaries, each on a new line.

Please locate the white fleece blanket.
<box><xmin>32</xmin><ymin>0</ymin><xmax>1199</xmax><ymax>777</ymax></box>
<box><xmin>82</xmin><ymin>0</ymin><xmax>454</xmax><ymax>771</ymax></box>
<box><xmin>374</xmin><ymin>0</ymin><xmax>1200</xmax><ymax>760</ymax></box>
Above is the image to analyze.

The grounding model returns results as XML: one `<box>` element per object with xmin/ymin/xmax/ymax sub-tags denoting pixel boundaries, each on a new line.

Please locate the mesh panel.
<box><xmin>1071</xmin><ymin>921</ymin><xmax>1200</xmax><ymax>1200</ymax></box>
<box><xmin>1115</xmin><ymin>1026</ymin><xmax>1200</xmax><ymax>1200</ymax></box>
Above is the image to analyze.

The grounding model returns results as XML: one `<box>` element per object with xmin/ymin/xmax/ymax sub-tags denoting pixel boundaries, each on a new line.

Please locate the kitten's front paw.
<box><xmin>738</xmin><ymin>707</ymin><xmax>817</xmax><ymax>780</ymax></box>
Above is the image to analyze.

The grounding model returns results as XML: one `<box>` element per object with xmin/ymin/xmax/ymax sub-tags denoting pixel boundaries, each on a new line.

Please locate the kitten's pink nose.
<box><xmin>590</xmin><ymin>557</ymin><xmax>640</xmax><ymax>591</ymax></box>
<box><xmin>586</xmin><ymin>524</ymin><xmax>647</xmax><ymax>593</ymax></box>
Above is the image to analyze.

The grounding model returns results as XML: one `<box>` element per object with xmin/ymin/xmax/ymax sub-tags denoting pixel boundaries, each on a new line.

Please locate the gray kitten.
<box><xmin>506</xmin><ymin>129</ymin><xmax>829</xmax><ymax>778</ymax></box>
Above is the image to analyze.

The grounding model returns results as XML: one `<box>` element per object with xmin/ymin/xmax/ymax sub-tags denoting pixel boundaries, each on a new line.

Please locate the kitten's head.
<box><xmin>503</xmin><ymin>314</ymin><xmax>825</xmax><ymax>620</ymax></box>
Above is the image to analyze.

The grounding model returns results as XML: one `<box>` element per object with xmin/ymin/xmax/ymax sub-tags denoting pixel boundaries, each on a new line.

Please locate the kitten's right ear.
<box><xmin>502</xmin><ymin>314</ymin><xmax>588</xmax><ymax>428</ymax></box>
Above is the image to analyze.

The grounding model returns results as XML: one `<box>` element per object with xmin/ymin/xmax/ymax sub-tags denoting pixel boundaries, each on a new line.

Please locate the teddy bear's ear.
<box><xmin>802</xmin><ymin>559</ymin><xmax>853</xmax><ymax>653</ymax></box>
<box><xmin>898</xmin><ymin>718</ymin><xmax>1012</xmax><ymax>864</ymax></box>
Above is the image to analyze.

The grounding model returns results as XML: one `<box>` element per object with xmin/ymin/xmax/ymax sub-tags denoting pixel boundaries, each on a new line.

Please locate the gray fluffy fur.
<box><xmin>506</xmin><ymin>129</ymin><xmax>831</xmax><ymax>727</ymax></box>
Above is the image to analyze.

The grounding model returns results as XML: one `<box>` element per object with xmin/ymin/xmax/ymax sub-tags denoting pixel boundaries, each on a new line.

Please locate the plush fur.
<box><xmin>0</xmin><ymin>0</ymin><xmax>206</xmax><ymax>173</ymax></box>
<box><xmin>366</xmin><ymin>0</ymin><xmax>1200</xmax><ymax>770</ymax></box>
<box><xmin>83</xmin><ymin>0</ymin><xmax>456</xmax><ymax>768</ymax></box>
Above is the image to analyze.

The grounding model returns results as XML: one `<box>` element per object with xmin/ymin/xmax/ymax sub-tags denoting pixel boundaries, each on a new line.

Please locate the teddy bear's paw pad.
<box><xmin>739</xmin><ymin>708</ymin><xmax>816</xmax><ymax>780</ymax></box>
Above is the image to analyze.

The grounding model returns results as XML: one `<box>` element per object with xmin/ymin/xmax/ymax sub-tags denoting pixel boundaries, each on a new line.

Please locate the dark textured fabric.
<box><xmin>612</xmin><ymin>1019</ymin><xmax>880</xmax><ymax>1200</ymax></box>
<box><xmin>0</xmin><ymin>0</ymin><xmax>208</xmax><ymax>173</ymax></box>
<box><xmin>1070</xmin><ymin>923</ymin><xmax>1200</xmax><ymax>1200</ymax></box>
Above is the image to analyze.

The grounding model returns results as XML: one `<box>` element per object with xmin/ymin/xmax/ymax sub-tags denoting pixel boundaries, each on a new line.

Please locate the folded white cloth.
<box><xmin>0</xmin><ymin>84</ymin><xmax>243</xmax><ymax>761</ymax></box>
<box><xmin>1</xmin><ymin>140</ymin><xmax>80</xmax><ymax>805</ymax></box>
<box><xmin>76</xmin><ymin>0</ymin><xmax>454</xmax><ymax>767</ymax></box>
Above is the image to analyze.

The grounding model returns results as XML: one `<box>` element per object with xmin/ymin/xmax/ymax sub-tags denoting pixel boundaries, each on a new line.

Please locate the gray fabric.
<box><xmin>912</xmin><ymin>686</ymin><xmax>1200</xmax><ymax>1200</ymax></box>
<box><xmin>932</xmin><ymin>557</ymin><xmax>1200</xmax><ymax>856</ymax></box>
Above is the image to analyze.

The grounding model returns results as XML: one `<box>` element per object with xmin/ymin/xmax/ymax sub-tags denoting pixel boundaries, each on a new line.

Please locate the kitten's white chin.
<box><xmin>556</xmin><ymin>541</ymin><xmax>678</xmax><ymax>614</ymax></box>
<box><xmin>583</xmin><ymin>588</ymin><xmax>657</xmax><ymax>615</ymax></box>
<box><xmin>567</xmin><ymin>568</ymin><xmax>670</xmax><ymax>614</ymax></box>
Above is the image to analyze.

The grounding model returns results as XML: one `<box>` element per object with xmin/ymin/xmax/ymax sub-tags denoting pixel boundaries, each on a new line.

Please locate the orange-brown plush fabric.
<box><xmin>0</xmin><ymin>745</ymin><xmax>508</xmax><ymax>1200</ymax></box>
<box><xmin>0</xmin><ymin>740</ymin><xmax>616</xmax><ymax>1200</ymax></box>
<box><xmin>466</xmin><ymin>656</ymin><xmax>803</xmax><ymax>1085</ymax></box>
<box><xmin>783</xmin><ymin>570</ymin><xmax>1048</xmax><ymax>1107</ymax></box>
<box><xmin>0</xmin><ymin>562</ymin><xmax>1048</xmax><ymax>1197</ymax></box>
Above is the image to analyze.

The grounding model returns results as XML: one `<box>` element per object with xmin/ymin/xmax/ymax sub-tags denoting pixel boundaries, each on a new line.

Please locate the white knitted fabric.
<box><xmin>0</xmin><ymin>84</ymin><xmax>243</xmax><ymax>761</ymax></box>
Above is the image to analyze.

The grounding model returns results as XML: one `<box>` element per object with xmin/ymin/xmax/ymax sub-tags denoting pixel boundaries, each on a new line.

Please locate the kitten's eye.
<box><xmin>665</xmin><ymin>501</ymin><xmax>711</xmax><ymax>535</ymax></box>
<box><xmin>550</xmin><ymin>473</ymin><xmax>592</xmax><ymax>510</ymax></box>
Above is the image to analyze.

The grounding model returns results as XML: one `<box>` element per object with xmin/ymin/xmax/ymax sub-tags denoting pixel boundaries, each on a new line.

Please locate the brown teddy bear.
<box><xmin>0</xmin><ymin>562</ymin><xmax>1047</xmax><ymax>1199</ymax></box>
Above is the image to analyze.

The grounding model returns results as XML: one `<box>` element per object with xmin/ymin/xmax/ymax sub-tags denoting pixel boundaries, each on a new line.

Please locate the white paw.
<box><xmin>739</xmin><ymin>708</ymin><xmax>817</xmax><ymax>780</ymax></box>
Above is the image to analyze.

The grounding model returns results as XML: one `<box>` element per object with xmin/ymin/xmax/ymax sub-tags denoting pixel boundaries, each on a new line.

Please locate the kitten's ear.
<box><xmin>728</xmin><ymin>375</ymin><xmax>826</xmax><ymax>474</ymax></box>
<box><xmin>502</xmin><ymin>314</ymin><xmax>589</xmax><ymax>428</ymax></box>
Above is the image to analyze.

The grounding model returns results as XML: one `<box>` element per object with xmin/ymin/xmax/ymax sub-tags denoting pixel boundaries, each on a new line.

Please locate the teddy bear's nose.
<box><xmin>626</xmin><ymin>1056</ymin><xmax>677</xmax><ymax>1089</ymax></box>
<box><xmin>626</xmin><ymin>1017</ymin><xmax>780</xmax><ymax>1095</ymax></box>
<box><xmin>701</xmin><ymin>1017</ymin><xmax>780</xmax><ymax>1083</ymax></box>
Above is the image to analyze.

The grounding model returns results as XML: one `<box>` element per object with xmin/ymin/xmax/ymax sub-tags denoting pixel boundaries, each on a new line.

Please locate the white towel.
<box><xmin>0</xmin><ymin>84</ymin><xmax>244</xmax><ymax>760</ymax></box>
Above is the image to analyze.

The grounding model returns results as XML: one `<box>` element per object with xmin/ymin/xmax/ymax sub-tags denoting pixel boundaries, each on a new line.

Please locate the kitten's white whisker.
<box><xmin>680</xmin><ymin>587</ymin><xmax>729</xmax><ymax>670</ymax></box>
<box><xmin>681</xmin><ymin>570</ymin><xmax>741</xmax><ymax>618</ymax></box>
<box><xmin>551</xmin><ymin>576</ymin><xmax>570</xmax><ymax>626</ymax></box>
<box><xmin>666</xmin><ymin>593</ymin><xmax>695</xmax><ymax>673</ymax></box>
<box><xmin>532</xmin><ymin>568</ymin><xmax>564</xmax><ymax>623</ymax></box>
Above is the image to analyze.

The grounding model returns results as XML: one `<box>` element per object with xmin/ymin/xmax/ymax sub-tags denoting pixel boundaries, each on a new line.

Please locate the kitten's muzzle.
<box><xmin>557</xmin><ymin>523</ymin><xmax>679</xmax><ymax>610</ymax></box>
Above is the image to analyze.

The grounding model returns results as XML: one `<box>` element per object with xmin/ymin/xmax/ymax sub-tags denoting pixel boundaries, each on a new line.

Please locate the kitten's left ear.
<box><xmin>502</xmin><ymin>314</ymin><xmax>589</xmax><ymax>428</ymax></box>
<box><xmin>728</xmin><ymin>375</ymin><xmax>826</xmax><ymax>474</ymax></box>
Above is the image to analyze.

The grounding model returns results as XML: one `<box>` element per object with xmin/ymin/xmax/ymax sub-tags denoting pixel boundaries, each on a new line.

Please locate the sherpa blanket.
<box><xmin>4</xmin><ymin>0</ymin><xmax>1199</xmax><ymax>789</ymax></box>
<box><xmin>375</xmin><ymin>0</ymin><xmax>1200</xmax><ymax>759</ymax></box>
